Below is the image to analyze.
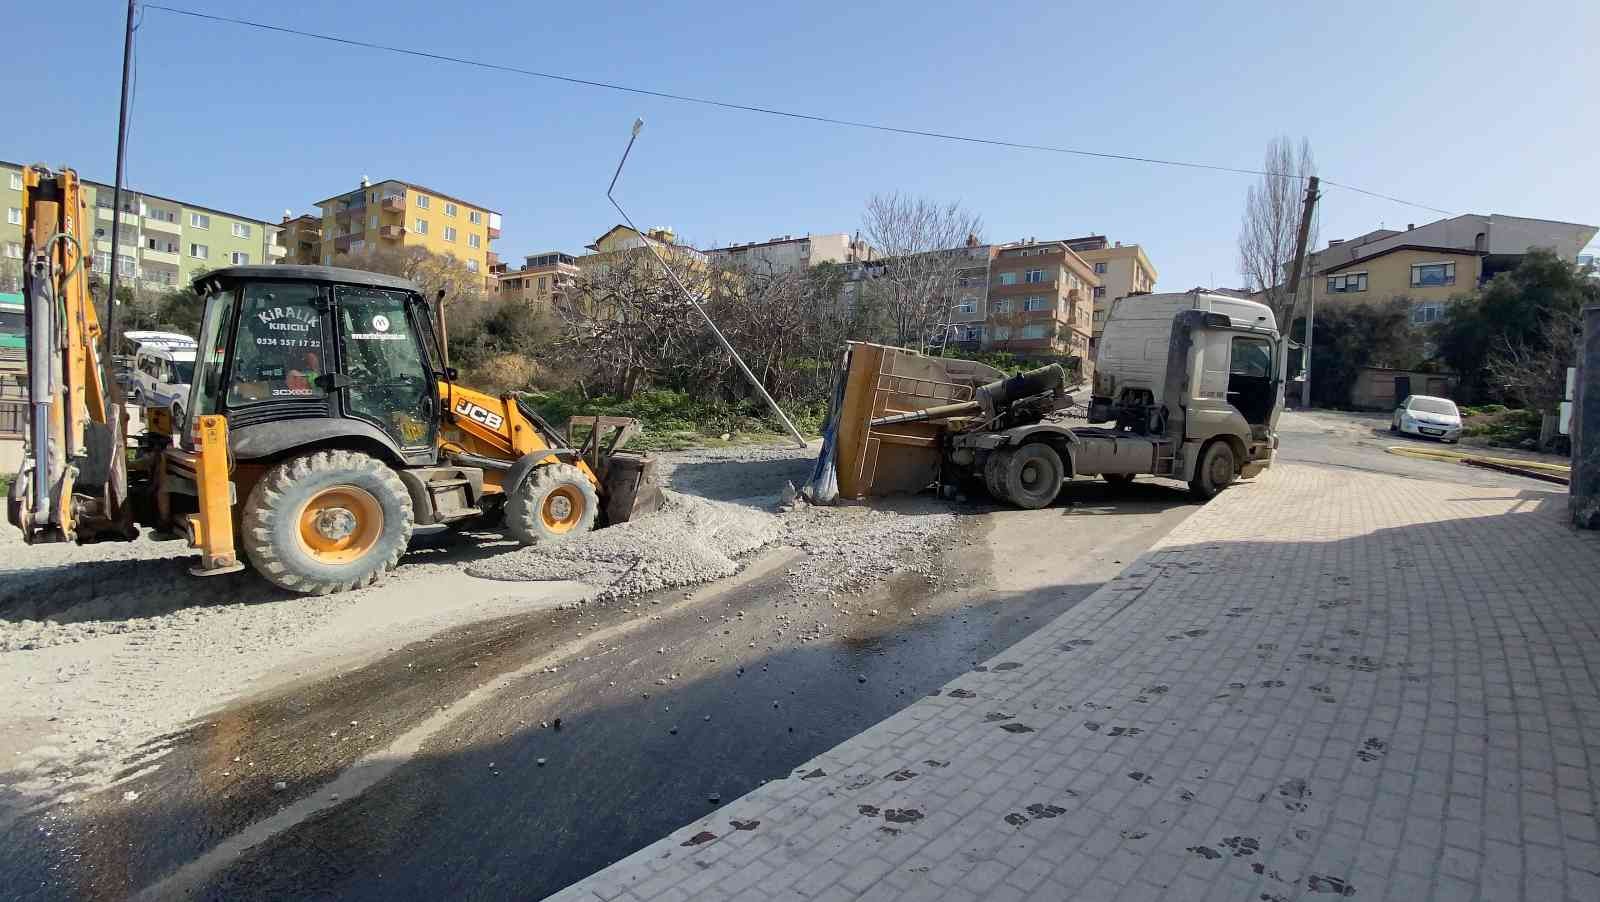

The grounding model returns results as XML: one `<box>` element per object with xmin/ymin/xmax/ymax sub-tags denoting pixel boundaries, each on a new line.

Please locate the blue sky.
<box><xmin>9</xmin><ymin>1</ymin><xmax>1598</xmax><ymax>288</ymax></box>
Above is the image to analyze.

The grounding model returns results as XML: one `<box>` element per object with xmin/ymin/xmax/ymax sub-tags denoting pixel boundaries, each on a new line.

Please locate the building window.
<box><xmin>1022</xmin><ymin>295</ymin><xmax>1049</xmax><ymax>312</ymax></box>
<box><xmin>444</xmin><ymin>202</ymin><xmax>458</xmax><ymax>217</ymax></box>
<box><xmin>370</xmin><ymin>215</ymin><xmax>379</xmax><ymax>230</ymax></box>
<box><xmin>959</xmin><ymin>325</ymin><xmax>983</xmax><ymax>341</ymax></box>
<box><xmin>1094</xmin><ymin>262</ymin><xmax>1107</xmax><ymax>274</ymax></box>
<box><xmin>415</xmin><ymin>194</ymin><xmax>430</xmax><ymax>209</ymax></box>
<box><xmin>4</xmin><ymin>242</ymin><xmax>21</xmax><ymax>259</ymax></box>
<box><xmin>1411</xmin><ymin>262</ymin><xmax>1456</xmax><ymax>287</ymax></box>
<box><xmin>956</xmin><ymin>298</ymin><xmax>977</xmax><ymax>315</ymax></box>
<box><xmin>92</xmin><ymin>252</ymin><xmax>110</xmax><ymax>273</ymax></box>
<box><xmin>1021</xmin><ymin>323</ymin><xmax>1049</xmax><ymax>339</ymax></box>
<box><xmin>231</xmin><ymin>222</ymin><xmax>251</xmax><ymax>239</ymax></box>
<box><xmin>117</xmin><ymin>255</ymin><xmax>137</xmax><ymax>277</ymax></box>
<box><xmin>231</xmin><ymin>252</ymin><xmax>250</xmax><ymax>265</ymax></box>
<box><xmin>8</xmin><ymin>172</ymin><xmax>20</xmax><ymax>190</ymax></box>
<box><xmin>189</xmin><ymin>243</ymin><xmax>209</xmax><ymax>259</ymax></box>
<box><xmin>990</xmin><ymin>298</ymin><xmax>1010</xmax><ymax>314</ymax></box>
<box><xmin>990</xmin><ymin>325</ymin><xmax>1011</xmax><ymax>341</ymax></box>
<box><xmin>190</xmin><ymin>213</ymin><xmax>210</xmax><ymax>229</ymax></box>
<box><xmin>537</xmin><ymin>276</ymin><xmax>549</xmax><ymax>291</ymax></box>
<box><xmin>443</xmin><ymin>226</ymin><xmax>457</xmax><ymax>242</ymax></box>
<box><xmin>467</xmin><ymin>259</ymin><xmax>479</xmax><ymax>273</ymax></box>
<box><xmin>1412</xmin><ymin>302</ymin><xmax>1445</xmax><ymax>324</ymax></box>
<box><xmin>468</xmin><ymin>234</ymin><xmax>481</xmax><ymax>249</ymax></box>
<box><xmin>998</xmin><ymin>272</ymin><xmax>1018</xmax><ymax>286</ymax></box>
<box><xmin>469</xmin><ymin>210</ymin><xmax>482</xmax><ymax>225</ymax></box>
<box><xmin>6</xmin><ymin>207</ymin><xmax>19</xmax><ymax>225</ymax></box>
<box><xmin>1093</xmin><ymin>286</ymin><xmax>1106</xmax><ymax>298</ymax></box>
<box><xmin>1024</xmin><ymin>269</ymin><xmax>1046</xmax><ymax>284</ymax></box>
<box><xmin>414</xmin><ymin>218</ymin><xmax>428</xmax><ymax>235</ymax></box>
<box><xmin>1327</xmin><ymin>272</ymin><xmax>1368</xmax><ymax>293</ymax></box>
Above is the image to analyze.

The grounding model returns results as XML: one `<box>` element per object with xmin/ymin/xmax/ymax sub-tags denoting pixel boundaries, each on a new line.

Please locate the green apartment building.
<box><xmin>2</xmin><ymin>160</ymin><xmax>283</xmax><ymax>295</ymax></box>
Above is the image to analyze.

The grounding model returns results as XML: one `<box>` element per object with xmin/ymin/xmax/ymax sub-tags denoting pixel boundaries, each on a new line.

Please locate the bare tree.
<box><xmin>1485</xmin><ymin>305</ymin><xmax>1580</xmax><ymax>413</ymax></box>
<box><xmin>1238</xmin><ymin>137</ymin><xmax>1317</xmax><ymax>327</ymax></box>
<box><xmin>860</xmin><ymin>192</ymin><xmax>984</xmax><ymax>350</ymax></box>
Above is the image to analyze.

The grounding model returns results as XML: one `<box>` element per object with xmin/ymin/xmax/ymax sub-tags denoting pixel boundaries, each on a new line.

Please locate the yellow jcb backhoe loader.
<box><xmin>7</xmin><ymin>165</ymin><xmax>662</xmax><ymax>594</ymax></box>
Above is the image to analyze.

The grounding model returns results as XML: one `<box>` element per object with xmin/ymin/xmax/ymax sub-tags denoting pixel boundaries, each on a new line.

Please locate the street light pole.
<box><xmin>1285</xmin><ymin>176</ymin><xmax>1320</xmax><ymax>409</ymax></box>
<box><xmin>103</xmin><ymin>0</ymin><xmax>138</xmax><ymax>400</ymax></box>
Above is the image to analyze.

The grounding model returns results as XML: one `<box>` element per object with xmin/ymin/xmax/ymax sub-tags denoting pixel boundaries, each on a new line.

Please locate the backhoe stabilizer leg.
<box><xmin>185</xmin><ymin>415</ymin><xmax>244</xmax><ymax>577</ymax></box>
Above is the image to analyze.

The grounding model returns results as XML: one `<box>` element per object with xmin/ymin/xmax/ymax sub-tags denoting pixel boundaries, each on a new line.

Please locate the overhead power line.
<box><xmin>144</xmin><ymin>4</ymin><xmax>1453</xmax><ymax>216</ymax></box>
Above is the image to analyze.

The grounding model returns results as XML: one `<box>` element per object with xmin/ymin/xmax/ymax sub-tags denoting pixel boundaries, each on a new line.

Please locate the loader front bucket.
<box><xmin>564</xmin><ymin>415</ymin><xmax>665</xmax><ymax>525</ymax></box>
<box><xmin>602</xmin><ymin>452</ymin><xmax>663</xmax><ymax>524</ymax></box>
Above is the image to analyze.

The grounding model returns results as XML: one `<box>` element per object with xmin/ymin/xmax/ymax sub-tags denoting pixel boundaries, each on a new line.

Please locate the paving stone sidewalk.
<box><xmin>553</xmin><ymin>463</ymin><xmax>1600</xmax><ymax>902</ymax></box>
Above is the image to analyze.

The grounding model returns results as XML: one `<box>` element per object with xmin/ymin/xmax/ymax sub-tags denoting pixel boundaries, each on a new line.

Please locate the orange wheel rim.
<box><xmin>297</xmin><ymin>486</ymin><xmax>383</xmax><ymax>563</ymax></box>
<box><xmin>540</xmin><ymin>486</ymin><xmax>585</xmax><ymax>533</ymax></box>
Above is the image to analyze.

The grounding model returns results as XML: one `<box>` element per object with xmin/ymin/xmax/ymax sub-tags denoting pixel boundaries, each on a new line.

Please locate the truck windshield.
<box><xmin>171</xmin><ymin>360</ymin><xmax>196</xmax><ymax>384</ymax></box>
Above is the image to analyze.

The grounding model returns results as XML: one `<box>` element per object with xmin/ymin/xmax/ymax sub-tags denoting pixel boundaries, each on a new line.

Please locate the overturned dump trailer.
<box><xmin>809</xmin><ymin>290</ymin><xmax>1287</xmax><ymax>508</ymax></box>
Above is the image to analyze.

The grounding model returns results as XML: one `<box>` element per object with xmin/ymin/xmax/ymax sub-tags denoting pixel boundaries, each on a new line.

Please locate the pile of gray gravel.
<box><xmin>469</xmin><ymin>441</ymin><xmax>958</xmax><ymax>602</ymax></box>
<box><xmin>465</xmin><ymin>490</ymin><xmax>786</xmax><ymax>597</ymax></box>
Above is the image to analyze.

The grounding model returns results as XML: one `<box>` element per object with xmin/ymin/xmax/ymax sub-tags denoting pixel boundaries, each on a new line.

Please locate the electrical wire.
<box><xmin>143</xmin><ymin>4</ymin><xmax>1455</xmax><ymax>216</ymax></box>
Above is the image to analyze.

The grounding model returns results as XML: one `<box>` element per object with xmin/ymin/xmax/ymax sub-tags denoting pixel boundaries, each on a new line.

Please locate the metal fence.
<box><xmin>0</xmin><ymin>400</ymin><xmax>24</xmax><ymax>438</ymax></box>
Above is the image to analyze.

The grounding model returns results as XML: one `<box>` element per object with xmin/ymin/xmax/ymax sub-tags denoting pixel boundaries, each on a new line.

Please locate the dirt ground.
<box><xmin>0</xmin><ymin>442</ymin><xmax>964</xmax><ymax>831</ymax></box>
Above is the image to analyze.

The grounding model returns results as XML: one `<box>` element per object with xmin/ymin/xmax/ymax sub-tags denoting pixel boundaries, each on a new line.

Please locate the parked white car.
<box><xmin>1392</xmin><ymin>394</ymin><xmax>1462</xmax><ymax>443</ymax></box>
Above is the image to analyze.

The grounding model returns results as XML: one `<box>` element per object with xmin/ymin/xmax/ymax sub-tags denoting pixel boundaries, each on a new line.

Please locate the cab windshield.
<box><xmin>171</xmin><ymin>360</ymin><xmax>196</xmax><ymax>384</ymax></box>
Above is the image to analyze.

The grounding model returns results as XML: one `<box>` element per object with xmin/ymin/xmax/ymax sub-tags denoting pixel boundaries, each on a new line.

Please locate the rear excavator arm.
<box><xmin>6</xmin><ymin>166</ymin><xmax>131</xmax><ymax>543</ymax></box>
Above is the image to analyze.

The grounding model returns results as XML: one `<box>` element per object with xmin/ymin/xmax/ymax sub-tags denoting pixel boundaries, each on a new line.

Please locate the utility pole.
<box><xmin>104</xmin><ymin>0</ymin><xmax>138</xmax><ymax>399</ymax></box>
<box><xmin>1286</xmin><ymin>176</ymin><xmax>1320</xmax><ymax>409</ymax></box>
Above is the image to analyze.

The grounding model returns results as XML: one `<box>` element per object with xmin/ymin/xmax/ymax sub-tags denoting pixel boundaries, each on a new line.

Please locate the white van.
<box><xmin>126</xmin><ymin>331</ymin><xmax>199</xmax><ymax>420</ymax></box>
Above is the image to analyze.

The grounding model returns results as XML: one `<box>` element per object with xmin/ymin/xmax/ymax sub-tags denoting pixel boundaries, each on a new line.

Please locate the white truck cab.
<box><xmin>1089</xmin><ymin>290</ymin><xmax>1284</xmax><ymax>492</ymax></box>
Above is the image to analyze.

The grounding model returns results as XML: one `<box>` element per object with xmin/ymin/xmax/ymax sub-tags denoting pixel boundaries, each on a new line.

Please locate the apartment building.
<box><xmin>1063</xmin><ymin>236</ymin><xmax>1158</xmax><ymax>345</ymax></box>
<box><xmin>498</xmin><ymin>251</ymin><xmax>580</xmax><ymax>304</ymax></box>
<box><xmin>983</xmin><ymin>240</ymin><xmax>1099</xmax><ymax>357</ymax></box>
<box><xmin>1310</xmin><ymin>213</ymin><xmax>1596</xmax><ymax>325</ymax></box>
<box><xmin>315</xmin><ymin>177</ymin><xmax>501</xmax><ymax>283</ymax></box>
<box><xmin>2</xmin><ymin>160</ymin><xmax>283</xmax><ymax>294</ymax></box>
<box><xmin>578</xmin><ymin>225</ymin><xmax>708</xmax><ymax>280</ymax></box>
<box><xmin>275</xmin><ymin>213</ymin><xmax>322</xmax><ymax>265</ymax></box>
<box><xmin>943</xmin><ymin>242</ymin><xmax>997</xmax><ymax>346</ymax></box>
<box><xmin>704</xmin><ymin>232</ymin><xmax>874</xmax><ymax>273</ymax></box>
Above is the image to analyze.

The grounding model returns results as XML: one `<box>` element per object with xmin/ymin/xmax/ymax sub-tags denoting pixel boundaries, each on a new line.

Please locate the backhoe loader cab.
<box><xmin>158</xmin><ymin>264</ymin><xmax>663</xmax><ymax>593</ymax></box>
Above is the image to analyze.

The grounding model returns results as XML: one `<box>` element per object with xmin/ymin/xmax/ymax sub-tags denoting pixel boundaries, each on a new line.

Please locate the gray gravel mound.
<box><xmin>466</xmin><ymin>490</ymin><xmax>786</xmax><ymax>597</ymax></box>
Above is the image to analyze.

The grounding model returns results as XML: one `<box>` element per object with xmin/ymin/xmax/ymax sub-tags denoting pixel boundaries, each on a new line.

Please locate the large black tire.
<box><xmin>241</xmin><ymin>450</ymin><xmax>414</xmax><ymax>595</ymax></box>
<box><xmin>1000</xmin><ymin>443</ymin><xmax>1064</xmax><ymax>510</ymax></box>
<box><xmin>1188</xmin><ymin>440</ymin><xmax>1237</xmax><ymax>501</ymax></box>
<box><xmin>505</xmin><ymin>463</ymin><xmax>599</xmax><ymax>545</ymax></box>
<box><xmin>982</xmin><ymin>450</ymin><xmax>1013</xmax><ymax>504</ymax></box>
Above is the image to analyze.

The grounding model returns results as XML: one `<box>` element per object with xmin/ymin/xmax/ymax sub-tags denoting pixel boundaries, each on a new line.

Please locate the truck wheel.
<box><xmin>506</xmin><ymin>463</ymin><xmax>599</xmax><ymax>545</ymax></box>
<box><xmin>1188</xmin><ymin>441</ymin><xmax>1236</xmax><ymax>500</ymax></box>
<box><xmin>982</xmin><ymin>450</ymin><xmax>1012</xmax><ymax>504</ymax></box>
<box><xmin>241</xmin><ymin>450</ymin><xmax>414</xmax><ymax>595</ymax></box>
<box><xmin>1001</xmin><ymin>443</ymin><xmax>1064</xmax><ymax>510</ymax></box>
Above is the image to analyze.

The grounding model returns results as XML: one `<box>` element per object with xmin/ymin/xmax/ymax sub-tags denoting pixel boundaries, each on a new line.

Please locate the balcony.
<box><xmin>379</xmin><ymin>225</ymin><xmax>405</xmax><ymax>240</ymax></box>
<box><xmin>144</xmin><ymin>215</ymin><xmax>181</xmax><ymax>234</ymax></box>
<box><xmin>142</xmin><ymin>248</ymin><xmax>180</xmax><ymax>266</ymax></box>
<box><xmin>268</xmin><ymin>244</ymin><xmax>287</xmax><ymax>258</ymax></box>
<box><xmin>381</xmin><ymin>195</ymin><xmax>405</xmax><ymax>212</ymax></box>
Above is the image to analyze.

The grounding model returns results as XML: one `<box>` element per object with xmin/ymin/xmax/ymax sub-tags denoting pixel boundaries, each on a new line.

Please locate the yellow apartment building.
<box><xmin>314</xmin><ymin>177</ymin><xmax>501</xmax><ymax>284</ymax></box>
